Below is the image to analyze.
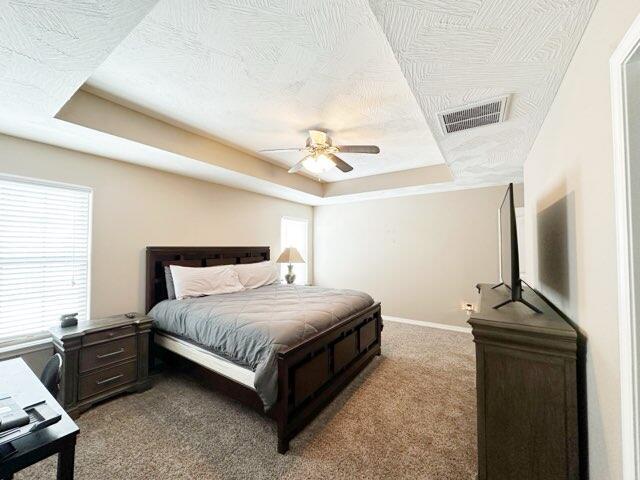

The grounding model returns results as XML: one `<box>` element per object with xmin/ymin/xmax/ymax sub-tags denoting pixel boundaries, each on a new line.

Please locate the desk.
<box><xmin>0</xmin><ymin>358</ymin><xmax>79</xmax><ymax>480</ymax></box>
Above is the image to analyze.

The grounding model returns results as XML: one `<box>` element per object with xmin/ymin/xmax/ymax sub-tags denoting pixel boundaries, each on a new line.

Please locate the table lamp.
<box><xmin>276</xmin><ymin>247</ymin><xmax>305</xmax><ymax>284</ymax></box>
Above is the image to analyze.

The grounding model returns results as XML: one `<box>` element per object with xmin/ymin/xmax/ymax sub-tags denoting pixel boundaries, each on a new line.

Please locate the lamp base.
<box><xmin>285</xmin><ymin>264</ymin><xmax>296</xmax><ymax>285</ymax></box>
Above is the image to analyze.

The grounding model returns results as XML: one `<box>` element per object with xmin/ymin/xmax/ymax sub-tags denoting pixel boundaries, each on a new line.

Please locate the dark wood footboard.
<box><xmin>273</xmin><ymin>302</ymin><xmax>382</xmax><ymax>453</ymax></box>
<box><xmin>154</xmin><ymin>303</ymin><xmax>382</xmax><ymax>454</ymax></box>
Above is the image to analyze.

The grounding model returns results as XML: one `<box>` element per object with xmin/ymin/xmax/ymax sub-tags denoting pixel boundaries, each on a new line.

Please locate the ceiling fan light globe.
<box><xmin>302</xmin><ymin>153</ymin><xmax>335</xmax><ymax>174</ymax></box>
<box><xmin>317</xmin><ymin>153</ymin><xmax>336</xmax><ymax>170</ymax></box>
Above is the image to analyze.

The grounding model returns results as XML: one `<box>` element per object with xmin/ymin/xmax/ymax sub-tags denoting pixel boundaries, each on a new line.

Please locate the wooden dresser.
<box><xmin>469</xmin><ymin>284</ymin><xmax>579</xmax><ymax>480</ymax></box>
<box><xmin>50</xmin><ymin>313</ymin><xmax>152</xmax><ymax>418</ymax></box>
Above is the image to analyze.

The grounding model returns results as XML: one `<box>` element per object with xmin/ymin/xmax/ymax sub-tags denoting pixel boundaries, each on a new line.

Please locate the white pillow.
<box><xmin>170</xmin><ymin>265</ymin><xmax>244</xmax><ymax>300</ymax></box>
<box><xmin>233</xmin><ymin>262</ymin><xmax>280</xmax><ymax>289</ymax></box>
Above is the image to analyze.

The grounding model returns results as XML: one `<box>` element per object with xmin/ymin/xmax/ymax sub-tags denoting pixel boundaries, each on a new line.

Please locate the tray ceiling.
<box><xmin>0</xmin><ymin>0</ymin><xmax>599</xmax><ymax>203</ymax></box>
<box><xmin>368</xmin><ymin>0</ymin><xmax>598</xmax><ymax>186</ymax></box>
<box><xmin>0</xmin><ymin>0</ymin><xmax>157</xmax><ymax>117</ymax></box>
<box><xmin>85</xmin><ymin>0</ymin><xmax>445</xmax><ymax>182</ymax></box>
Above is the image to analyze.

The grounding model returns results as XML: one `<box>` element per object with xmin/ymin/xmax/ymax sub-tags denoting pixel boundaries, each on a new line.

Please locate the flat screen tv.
<box><xmin>493</xmin><ymin>183</ymin><xmax>541</xmax><ymax>313</ymax></box>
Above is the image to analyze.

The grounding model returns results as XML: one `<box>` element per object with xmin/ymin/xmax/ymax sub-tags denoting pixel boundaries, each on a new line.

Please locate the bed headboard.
<box><xmin>145</xmin><ymin>246</ymin><xmax>270</xmax><ymax>312</ymax></box>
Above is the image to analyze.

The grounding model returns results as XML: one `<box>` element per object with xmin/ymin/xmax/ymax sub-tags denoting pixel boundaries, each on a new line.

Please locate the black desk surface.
<box><xmin>0</xmin><ymin>358</ymin><xmax>79</xmax><ymax>474</ymax></box>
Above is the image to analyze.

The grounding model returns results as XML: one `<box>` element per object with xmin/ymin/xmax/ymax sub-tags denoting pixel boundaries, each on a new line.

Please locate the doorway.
<box><xmin>611</xmin><ymin>13</ymin><xmax>640</xmax><ymax>480</ymax></box>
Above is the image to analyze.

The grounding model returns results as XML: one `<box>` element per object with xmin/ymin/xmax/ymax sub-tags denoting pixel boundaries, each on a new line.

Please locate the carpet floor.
<box><xmin>16</xmin><ymin>321</ymin><xmax>477</xmax><ymax>479</ymax></box>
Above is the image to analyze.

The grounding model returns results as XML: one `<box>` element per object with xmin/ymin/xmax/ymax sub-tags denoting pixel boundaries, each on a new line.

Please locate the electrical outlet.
<box><xmin>462</xmin><ymin>303</ymin><xmax>475</xmax><ymax>314</ymax></box>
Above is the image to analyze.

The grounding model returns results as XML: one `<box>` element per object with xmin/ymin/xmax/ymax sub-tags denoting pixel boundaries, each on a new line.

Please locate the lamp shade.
<box><xmin>276</xmin><ymin>247</ymin><xmax>305</xmax><ymax>264</ymax></box>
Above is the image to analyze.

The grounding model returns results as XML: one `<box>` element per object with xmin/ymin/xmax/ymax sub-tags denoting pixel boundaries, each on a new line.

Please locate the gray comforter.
<box><xmin>149</xmin><ymin>283</ymin><xmax>374</xmax><ymax>410</ymax></box>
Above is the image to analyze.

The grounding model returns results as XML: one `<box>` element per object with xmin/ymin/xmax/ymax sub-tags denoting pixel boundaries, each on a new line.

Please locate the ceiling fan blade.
<box><xmin>288</xmin><ymin>160</ymin><xmax>305</xmax><ymax>173</ymax></box>
<box><xmin>337</xmin><ymin>145</ymin><xmax>380</xmax><ymax>154</ymax></box>
<box><xmin>308</xmin><ymin>130</ymin><xmax>328</xmax><ymax>145</ymax></box>
<box><xmin>328</xmin><ymin>154</ymin><xmax>353</xmax><ymax>173</ymax></box>
<box><xmin>260</xmin><ymin>148</ymin><xmax>303</xmax><ymax>153</ymax></box>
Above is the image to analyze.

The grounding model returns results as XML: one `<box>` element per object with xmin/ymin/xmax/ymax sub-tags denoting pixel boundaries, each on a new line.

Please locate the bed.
<box><xmin>146</xmin><ymin>246</ymin><xmax>382</xmax><ymax>453</ymax></box>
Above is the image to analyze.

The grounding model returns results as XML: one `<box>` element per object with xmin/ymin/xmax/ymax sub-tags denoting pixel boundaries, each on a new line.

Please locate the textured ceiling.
<box><xmin>0</xmin><ymin>0</ymin><xmax>158</xmax><ymax>117</ymax></box>
<box><xmin>85</xmin><ymin>0</ymin><xmax>445</xmax><ymax>182</ymax></box>
<box><xmin>368</xmin><ymin>0</ymin><xmax>598</xmax><ymax>186</ymax></box>
<box><xmin>0</xmin><ymin>0</ymin><xmax>600</xmax><ymax>200</ymax></box>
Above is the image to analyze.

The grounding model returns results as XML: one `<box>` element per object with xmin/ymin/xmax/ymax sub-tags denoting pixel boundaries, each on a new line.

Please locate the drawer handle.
<box><xmin>96</xmin><ymin>348</ymin><xmax>124</xmax><ymax>359</ymax></box>
<box><xmin>96</xmin><ymin>374</ymin><xmax>124</xmax><ymax>385</ymax></box>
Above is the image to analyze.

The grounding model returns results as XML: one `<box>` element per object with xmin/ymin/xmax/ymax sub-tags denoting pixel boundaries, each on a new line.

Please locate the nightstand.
<box><xmin>50</xmin><ymin>313</ymin><xmax>152</xmax><ymax>418</ymax></box>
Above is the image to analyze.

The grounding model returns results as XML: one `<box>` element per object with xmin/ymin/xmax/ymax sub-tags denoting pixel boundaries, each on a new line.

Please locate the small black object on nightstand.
<box><xmin>124</xmin><ymin>312</ymin><xmax>137</xmax><ymax>319</ymax></box>
<box><xmin>60</xmin><ymin>313</ymin><xmax>78</xmax><ymax>328</ymax></box>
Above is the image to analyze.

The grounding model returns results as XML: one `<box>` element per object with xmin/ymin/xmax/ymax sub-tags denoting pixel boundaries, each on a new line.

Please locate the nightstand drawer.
<box><xmin>82</xmin><ymin>325</ymin><xmax>135</xmax><ymax>346</ymax></box>
<box><xmin>78</xmin><ymin>360</ymin><xmax>137</xmax><ymax>401</ymax></box>
<box><xmin>79</xmin><ymin>336</ymin><xmax>137</xmax><ymax>373</ymax></box>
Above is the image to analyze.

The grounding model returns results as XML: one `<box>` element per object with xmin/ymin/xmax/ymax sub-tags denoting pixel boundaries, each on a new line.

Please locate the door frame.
<box><xmin>611</xmin><ymin>13</ymin><xmax>640</xmax><ymax>480</ymax></box>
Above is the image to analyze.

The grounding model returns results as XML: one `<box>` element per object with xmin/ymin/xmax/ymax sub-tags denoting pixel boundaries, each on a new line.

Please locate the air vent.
<box><xmin>438</xmin><ymin>95</ymin><xmax>509</xmax><ymax>134</ymax></box>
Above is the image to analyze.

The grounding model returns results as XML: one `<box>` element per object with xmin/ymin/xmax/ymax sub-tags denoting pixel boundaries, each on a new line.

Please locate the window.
<box><xmin>280</xmin><ymin>217</ymin><xmax>308</xmax><ymax>285</ymax></box>
<box><xmin>0</xmin><ymin>175</ymin><xmax>92</xmax><ymax>343</ymax></box>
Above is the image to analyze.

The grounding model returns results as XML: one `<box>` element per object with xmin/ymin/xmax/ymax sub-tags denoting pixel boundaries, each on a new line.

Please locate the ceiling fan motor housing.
<box><xmin>263</xmin><ymin>129</ymin><xmax>378</xmax><ymax>174</ymax></box>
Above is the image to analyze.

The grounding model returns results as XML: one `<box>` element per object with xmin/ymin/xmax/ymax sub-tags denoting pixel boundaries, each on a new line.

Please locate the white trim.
<box><xmin>611</xmin><ymin>13</ymin><xmax>640</xmax><ymax>480</ymax></box>
<box><xmin>281</xmin><ymin>215</ymin><xmax>309</xmax><ymax>223</ymax></box>
<box><xmin>383</xmin><ymin>315</ymin><xmax>472</xmax><ymax>334</ymax></box>
<box><xmin>86</xmin><ymin>188</ymin><xmax>93</xmax><ymax>321</ymax></box>
<box><xmin>0</xmin><ymin>336</ymin><xmax>52</xmax><ymax>360</ymax></box>
<box><xmin>0</xmin><ymin>172</ymin><xmax>92</xmax><ymax>193</ymax></box>
<box><xmin>0</xmin><ymin>331</ymin><xmax>51</xmax><ymax>348</ymax></box>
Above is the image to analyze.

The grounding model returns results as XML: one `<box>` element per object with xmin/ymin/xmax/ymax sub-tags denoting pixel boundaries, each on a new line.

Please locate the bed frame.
<box><xmin>145</xmin><ymin>246</ymin><xmax>382</xmax><ymax>453</ymax></box>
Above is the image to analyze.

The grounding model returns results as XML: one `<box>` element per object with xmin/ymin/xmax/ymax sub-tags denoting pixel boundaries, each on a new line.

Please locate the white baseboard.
<box><xmin>383</xmin><ymin>315</ymin><xmax>472</xmax><ymax>334</ymax></box>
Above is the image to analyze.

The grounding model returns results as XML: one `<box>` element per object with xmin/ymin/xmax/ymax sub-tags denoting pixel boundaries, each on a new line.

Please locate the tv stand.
<box><xmin>493</xmin><ymin>296</ymin><xmax>542</xmax><ymax>314</ymax></box>
<box><xmin>490</xmin><ymin>282</ymin><xmax>542</xmax><ymax>313</ymax></box>
<box><xmin>469</xmin><ymin>284</ymin><xmax>579</xmax><ymax>479</ymax></box>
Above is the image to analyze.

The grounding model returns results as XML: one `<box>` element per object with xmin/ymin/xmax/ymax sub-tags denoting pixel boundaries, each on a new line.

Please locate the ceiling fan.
<box><xmin>260</xmin><ymin>130</ymin><xmax>380</xmax><ymax>175</ymax></box>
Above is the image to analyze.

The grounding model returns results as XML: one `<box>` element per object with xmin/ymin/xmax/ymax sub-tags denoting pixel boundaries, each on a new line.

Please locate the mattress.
<box><xmin>149</xmin><ymin>283</ymin><xmax>374</xmax><ymax>410</ymax></box>
<box><xmin>154</xmin><ymin>331</ymin><xmax>255</xmax><ymax>388</ymax></box>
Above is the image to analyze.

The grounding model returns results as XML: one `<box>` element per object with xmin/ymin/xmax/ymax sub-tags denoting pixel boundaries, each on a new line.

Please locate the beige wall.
<box><xmin>0</xmin><ymin>133</ymin><xmax>313</xmax><ymax>317</ymax></box>
<box><xmin>314</xmin><ymin>184</ymin><xmax>522</xmax><ymax>328</ymax></box>
<box><xmin>523</xmin><ymin>1</ymin><xmax>640</xmax><ymax>477</ymax></box>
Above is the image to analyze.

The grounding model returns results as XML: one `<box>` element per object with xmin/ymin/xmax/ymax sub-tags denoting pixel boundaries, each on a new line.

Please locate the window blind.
<box><xmin>0</xmin><ymin>175</ymin><xmax>91</xmax><ymax>342</ymax></box>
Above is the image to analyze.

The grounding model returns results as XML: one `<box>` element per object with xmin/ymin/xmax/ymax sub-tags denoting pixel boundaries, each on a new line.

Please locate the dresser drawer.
<box><xmin>78</xmin><ymin>360</ymin><xmax>137</xmax><ymax>401</ymax></box>
<box><xmin>79</xmin><ymin>336</ymin><xmax>137</xmax><ymax>373</ymax></box>
<box><xmin>82</xmin><ymin>325</ymin><xmax>135</xmax><ymax>346</ymax></box>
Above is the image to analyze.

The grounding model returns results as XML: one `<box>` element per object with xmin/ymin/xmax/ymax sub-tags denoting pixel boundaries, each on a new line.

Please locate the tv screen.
<box><xmin>494</xmin><ymin>183</ymin><xmax>540</xmax><ymax>313</ymax></box>
<box><xmin>499</xmin><ymin>186</ymin><xmax>513</xmax><ymax>288</ymax></box>
<box><xmin>498</xmin><ymin>183</ymin><xmax>521</xmax><ymax>300</ymax></box>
